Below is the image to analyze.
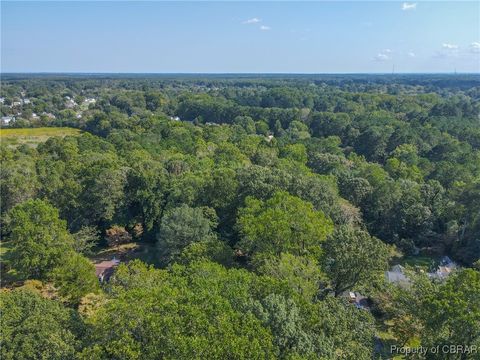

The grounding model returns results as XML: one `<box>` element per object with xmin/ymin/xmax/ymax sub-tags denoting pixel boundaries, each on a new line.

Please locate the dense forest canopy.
<box><xmin>1</xmin><ymin>74</ymin><xmax>479</xmax><ymax>359</ymax></box>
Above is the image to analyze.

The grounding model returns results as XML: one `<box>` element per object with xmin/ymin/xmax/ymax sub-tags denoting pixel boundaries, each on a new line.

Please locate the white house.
<box><xmin>428</xmin><ymin>256</ymin><xmax>457</xmax><ymax>280</ymax></box>
<box><xmin>42</xmin><ymin>112</ymin><xmax>56</xmax><ymax>119</ymax></box>
<box><xmin>1</xmin><ymin>116</ymin><xmax>14</xmax><ymax>126</ymax></box>
<box><xmin>65</xmin><ymin>99</ymin><xmax>77</xmax><ymax>109</ymax></box>
<box><xmin>385</xmin><ymin>265</ymin><xmax>410</xmax><ymax>287</ymax></box>
<box><xmin>342</xmin><ymin>291</ymin><xmax>370</xmax><ymax>310</ymax></box>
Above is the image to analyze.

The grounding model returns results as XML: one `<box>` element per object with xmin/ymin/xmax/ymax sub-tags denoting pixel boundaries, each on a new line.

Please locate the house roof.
<box><xmin>94</xmin><ymin>258</ymin><xmax>120</xmax><ymax>277</ymax></box>
<box><xmin>386</xmin><ymin>271</ymin><xmax>410</xmax><ymax>284</ymax></box>
<box><xmin>391</xmin><ymin>264</ymin><xmax>405</xmax><ymax>273</ymax></box>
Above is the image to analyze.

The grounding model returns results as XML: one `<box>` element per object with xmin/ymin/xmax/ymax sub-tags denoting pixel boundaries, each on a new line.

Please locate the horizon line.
<box><xmin>2</xmin><ymin>71</ymin><xmax>479</xmax><ymax>76</ymax></box>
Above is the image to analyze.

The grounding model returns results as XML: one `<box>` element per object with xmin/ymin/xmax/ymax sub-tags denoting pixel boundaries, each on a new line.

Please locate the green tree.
<box><xmin>308</xmin><ymin>297</ymin><xmax>376</xmax><ymax>359</ymax></box>
<box><xmin>50</xmin><ymin>252</ymin><xmax>100</xmax><ymax>304</ymax></box>
<box><xmin>249</xmin><ymin>293</ymin><xmax>314</xmax><ymax>359</ymax></box>
<box><xmin>178</xmin><ymin>238</ymin><xmax>234</xmax><ymax>267</ymax></box>
<box><xmin>124</xmin><ymin>150</ymin><xmax>168</xmax><ymax>233</ymax></box>
<box><xmin>6</xmin><ymin>199</ymin><xmax>74</xmax><ymax>279</ymax></box>
<box><xmin>78</xmin><ymin>152</ymin><xmax>127</xmax><ymax>226</ymax></box>
<box><xmin>80</xmin><ymin>261</ymin><xmax>277</xmax><ymax>360</ymax></box>
<box><xmin>237</xmin><ymin>191</ymin><xmax>333</xmax><ymax>258</ymax></box>
<box><xmin>256</xmin><ymin>253</ymin><xmax>324</xmax><ymax>300</ymax></box>
<box><xmin>233</xmin><ymin>115</ymin><xmax>256</xmax><ymax>134</ymax></box>
<box><xmin>422</xmin><ymin>269</ymin><xmax>480</xmax><ymax>353</ymax></box>
<box><xmin>72</xmin><ymin>226</ymin><xmax>99</xmax><ymax>255</ymax></box>
<box><xmin>203</xmin><ymin>167</ymin><xmax>238</xmax><ymax>210</ymax></box>
<box><xmin>0</xmin><ymin>152</ymin><xmax>39</xmax><ymax>214</ymax></box>
<box><xmin>322</xmin><ymin>225</ymin><xmax>391</xmax><ymax>296</ymax></box>
<box><xmin>0</xmin><ymin>289</ymin><xmax>80</xmax><ymax>360</ymax></box>
<box><xmin>157</xmin><ymin>205</ymin><xmax>217</xmax><ymax>264</ymax></box>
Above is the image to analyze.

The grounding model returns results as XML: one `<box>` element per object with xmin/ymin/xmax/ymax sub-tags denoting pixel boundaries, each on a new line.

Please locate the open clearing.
<box><xmin>0</xmin><ymin>127</ymin><xmax>82</xmax><ymax>147</ymax></box>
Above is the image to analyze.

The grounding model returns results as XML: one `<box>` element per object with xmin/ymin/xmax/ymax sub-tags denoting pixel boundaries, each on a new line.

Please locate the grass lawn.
<box><xmin>401</xmin><ymin>255</ymin><xmax>438</xmax><ymax>270</ymax></box>
<box><xmin>0</xmin><ymin>127</ymin><xmax>82</xmax><ymax>147</ymax></box>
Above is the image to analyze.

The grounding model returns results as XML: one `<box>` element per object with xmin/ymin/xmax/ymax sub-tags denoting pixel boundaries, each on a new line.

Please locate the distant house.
<box><xmin>169</xmin><ymin>116</ymin><xmax>180</xmax><ymax>121</ymax></box>
<box><xmin>94</xmin><ymin>257</ymin><xmax>120</xmax><ymax>282</ymax></box>
<box><xmin>343</xmin><ymin>291</ymin><xmax>370</xmax><ymax>310</ymax></box>
<box><xmin>42</xmin><ymin>112</ymin><xmax>56</xmax><ymax>119</ymax></box>
<box><xmin>439</xmin><ymin>256</ymin><xmax>454</xmax><ymax>266</ymax></box>
<box><xmin>84</xmin><ymin>98</ymin><xmax>96</xmax><ymax>104</ymax></box>
<box><xmin>434</xmin><ymin>266</ymin><xmax>455</xmax><ymax>279</ymax></box>
<box><xmin>1</xmin><ymin>116</ymin><xmax>14</xmax><ymax>126</ymax></box>
<box><xmin>65</xmin><ymin>99</ymin><xmax>77</xmax><ymax>109</ymax></box>
<box><xmin>428</xmin><ymin>256</ymin><xmax>457</xmax><ymax>280</ymax></box>
<box><xmin>385</xmin><ymin>265</ymin><xmax>410</xmax><ymax>287</ymax></box>
<box><xmin>12</xmin><ymin>101</ymin><xmax>21</xmax><ymax>107</ymax></box>
<box><xmin>0</xmin><ymin>97</ymin><xmax>5</xmax><ymax>104</ymax></box>
<box><xmin>23</xmin><ymin>99</ymin><xmax>31</xmax><ymax>105</ymax></box>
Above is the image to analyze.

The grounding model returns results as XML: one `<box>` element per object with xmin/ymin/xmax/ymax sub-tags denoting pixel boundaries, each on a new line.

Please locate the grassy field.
<box><xmin>401</xmin><ymin>255</ymin><xmax>438</xmax><ymax>270</ymax></box>
<box><xmin>0</xmin><ymin>127</ymin><xmax>82</xmax><ymax>147</ymax></box>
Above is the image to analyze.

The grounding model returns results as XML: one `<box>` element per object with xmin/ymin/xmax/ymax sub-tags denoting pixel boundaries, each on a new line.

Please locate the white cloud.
<box><xmin>402</xmin><ymin>2</ymin><xmax>417</xmax><ymax>11</ymax></box>
<box><xmin>373</xmin><ymin>49</ymin><xmax>393</xmax><ymax>61</ymax></box>
<box><xmin>243</xmin><ymin>18</ymin><xmax>260</xmax><ymax>24</ymax></box>
<box><xmin>407</xmin><ymin>52</ymin><xmax>416</xmax><ymax>58</ymax></box>
<box><xmin>434</xmin><ymin>44</ymin><xmax>460</xmax><ymax>59</ymax></box>
<box><xmin>260</xmin><ymin>25</ymin><xmax>271</xmax><ymax>31</ymax></box>
<box><xmin>442</xmin><ymin>43</ymin><xmax>458</xmax><ymax>49</ymax></box>
<box><xmin>469</xmin><ymin>42</ymin><xmax>480</xmax><ymax>53</ymax></box>
<box><xmin>374</xmin><ymin>53</ymin><xmax>390</xmax><ymax>62</ymax></box>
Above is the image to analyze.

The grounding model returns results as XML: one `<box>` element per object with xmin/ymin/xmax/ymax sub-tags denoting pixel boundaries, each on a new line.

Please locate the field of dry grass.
<box><xmin>0</xmin><ymin>127</ymin><xmax>82</xmax><ymax>147</ymax></box>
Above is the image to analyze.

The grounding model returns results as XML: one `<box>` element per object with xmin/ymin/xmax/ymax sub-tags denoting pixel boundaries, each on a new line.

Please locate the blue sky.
<box><xmin>1</xmin><ymin>1</ymin><xmax>479</xmax><ymax>73</ymax></box>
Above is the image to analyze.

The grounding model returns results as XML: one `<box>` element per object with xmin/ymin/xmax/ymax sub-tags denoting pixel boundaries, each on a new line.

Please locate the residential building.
<box><xmin>94</xmin><ymin>257</ymin><xmax>121</xmax><ymax>283</ymax></box>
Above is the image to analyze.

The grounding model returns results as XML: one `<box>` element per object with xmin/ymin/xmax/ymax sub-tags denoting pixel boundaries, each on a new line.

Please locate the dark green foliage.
<box><xmin>237</xmin><ymin>191</ymin><xmax>334</xmax><ymax>258</ymax></box>
<box><xmin>156</xmin><ymin>204</ymin><xmax>218</xmax><ymax>264</ymax></box>
<box><xmin>421</xmin><ymin>269</ymin><xmax>480</xmax><ymax>350</ymax></box>
<box><xmin>322</xmin><ymin>225</ymin><xmax>391</xmax><ymax>296</ymax></box>
<box><xmin>0</xmin><ymin>289</ymin><xmax>81</xmax><ymax>360</ymax></box>
<box><xmin>49</xmin><ymin>252</ymin><xmax>100</xmax><ymax>304</ymax></box>
<box><xmin>72</xmin><ymin>226</ymin><xmax>100</xmax><ymax>255</ymax></box>
<box><xmin>5</xmin><ymin>199</ymin><xmax>74</xmax><ymax>279</ymax></box>
<box><xmin>84</xmin><ymin>260</ymin><xmax>376</xmax><ymax>359</ymax></box>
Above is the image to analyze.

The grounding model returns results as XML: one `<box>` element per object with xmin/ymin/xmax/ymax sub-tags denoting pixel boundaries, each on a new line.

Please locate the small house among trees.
<box><xmin>94</xmin><ymin>258</ymin><xmax>120</xmax><ymax>282</ymax></box>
